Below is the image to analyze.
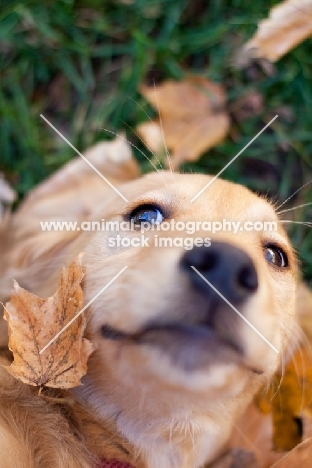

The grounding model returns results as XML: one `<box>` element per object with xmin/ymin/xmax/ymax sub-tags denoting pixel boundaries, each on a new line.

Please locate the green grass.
<box><xmin>0</xmin><ymin>0</ymin><xmax>312</xmax><ymax>283</ymax></box>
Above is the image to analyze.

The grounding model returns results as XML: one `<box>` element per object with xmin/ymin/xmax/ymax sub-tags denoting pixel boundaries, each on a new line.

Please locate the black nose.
<box><xmin>180</xmin><ymin>242</ymin><xmax>258</xmax><ymax>305</ymax></box>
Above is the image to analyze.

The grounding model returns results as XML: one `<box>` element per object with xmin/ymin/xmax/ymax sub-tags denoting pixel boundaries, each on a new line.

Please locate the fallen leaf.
<box><xmin>230</xmin><ymin>284</ymin><xmax>312</xmax><ymax>465</ymax></box>
<box><xmin>253</xmin><ymin>282</ymin><xmax>312</xmax><ymax>452</ymax></box>
<box><xmin>255</xmin><ymin>344</ymin><xmax>312</xmax><ymax>451</ymax></box>
<box><xmin>240</xmin><ymin>0</ymin><xmax>312</xmax><ymax>63</ymax></box>
<box><xmin>137</xmin><ymin>76</ymin><xmax>230</xmax><ymax>167</ymax></box>
<box><xmin>3</xmin><ymin>253</ymin><xmax>94</xmax><ymax>389</ymax></box>
<box><xmin>140</xmin><ymin>77</ymin><xmax>225</xmax><ymax>118</ymax></box>
<box><xmin>136</xmin><ymin>121</ymin><xmax>165</xmax><ymax>155</ymax></box>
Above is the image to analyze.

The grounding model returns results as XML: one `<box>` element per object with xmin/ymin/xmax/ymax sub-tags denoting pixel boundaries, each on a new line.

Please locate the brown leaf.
<box><xmin>135</xmin><ymin>121</ymin><xmax>165</xmax><ymax>154</ymax></box>
<box><xmin>255</xmin><ymin>344</ymin><xmax>312</xmax><ymax>451</ymax></box>
<box><xmin>3</xmin><ymin>253</ymin><xmax>94</xmax><ymax>388</ymax></box>
<box><xmin>230</xmin><ymin>284</ymin><xmax>312</xmax><ymax>465</ymax></box>
<box><xmin>140</xmin><ymin>77</ymin><xmax>226</xmax><ymax>119</ymax></box>
<box><xmin>137</xmin><ymin>76</ymin><xmax>230</xmax><ymax>167</ymax></box>
<box><xmin>241</xmin><ymin>0</ymin><xmax>312</xmax><ymax>63</ymax></box>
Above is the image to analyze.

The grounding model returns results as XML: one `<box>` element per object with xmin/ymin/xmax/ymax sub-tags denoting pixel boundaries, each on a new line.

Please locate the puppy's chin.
<box><xmin>97</xmin><ymin>310</ymin><xmax>273</xmax><ymax>397</ymax></box>
<box><xmin>94</xmin><ymin>335</ymin><xmax>254</xmax><ymax>401</ymax></box>
<box><xmin>100</xmin><ymin>321</ymin><xmax>244</xmax><ymax>369</ymax></box>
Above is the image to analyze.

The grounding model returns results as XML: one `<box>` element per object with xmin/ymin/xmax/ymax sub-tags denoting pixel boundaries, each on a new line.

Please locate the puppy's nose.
<box><xmin>180</xmin><ymin>242</ymin><xmax>258</xmax><ymax>304</ymax></box>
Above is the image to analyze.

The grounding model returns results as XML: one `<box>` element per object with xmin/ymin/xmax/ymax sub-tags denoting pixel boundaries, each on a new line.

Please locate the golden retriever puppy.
<box><xmin>0</xmin><ymin>144</ymin><xmax>298</xmax><ymax>468</ymax></box>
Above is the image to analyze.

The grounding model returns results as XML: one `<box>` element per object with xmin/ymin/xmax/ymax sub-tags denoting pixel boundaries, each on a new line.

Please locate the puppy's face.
<box><xmin>82</xmin><ymin>172</ymin><xmax>297</xmax><ymax>404</ymax></box>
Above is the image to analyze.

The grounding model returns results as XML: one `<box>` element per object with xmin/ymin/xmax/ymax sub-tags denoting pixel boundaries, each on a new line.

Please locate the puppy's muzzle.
<box><xmin>101</xmin><ymin>242</ymin><xmax>260</xmax><ymax>371</ymax></box>
<box><xmin>180</xmin><ymin>242</ymin><xmax>258</xmax><ymax>306</ymax></box>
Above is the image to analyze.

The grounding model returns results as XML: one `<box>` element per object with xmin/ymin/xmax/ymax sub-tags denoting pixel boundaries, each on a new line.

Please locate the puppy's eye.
<box><xmin>264</xmin><ymin>245</ymin><xmax>288</xmax><ymax>268</ymax></box>
<box><xmin>130</xmin><ymin>205</ymin><xmax>164</xmax><ymax>225</ymax></box>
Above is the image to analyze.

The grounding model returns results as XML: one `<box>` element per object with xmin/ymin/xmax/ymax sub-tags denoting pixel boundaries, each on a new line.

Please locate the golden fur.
<box><xmin>0</xmin><ymin>141</ymin><xmax>298</xmax><ymax>468</ymax></box>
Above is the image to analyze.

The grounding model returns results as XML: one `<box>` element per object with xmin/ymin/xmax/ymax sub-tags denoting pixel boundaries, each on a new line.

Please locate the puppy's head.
<box><xmin>82</xmin><ymin>172</ymin><xmax>297</xmax><ymax>406</ymax></box>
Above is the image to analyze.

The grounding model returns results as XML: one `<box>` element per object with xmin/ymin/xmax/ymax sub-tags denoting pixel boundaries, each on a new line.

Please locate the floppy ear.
<box><xmin>17</xmin><ymin>135</ymin><xmax>140</xmax><ymax>221</ymax></box>
<box><xmin>0</xmin><ymin>137</ymin><xmax>140</xmax><ymax>346</ymax></box>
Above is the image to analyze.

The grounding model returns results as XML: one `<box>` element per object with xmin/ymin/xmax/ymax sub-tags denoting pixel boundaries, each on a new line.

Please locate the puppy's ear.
<box><xmin>1</xmin><ymin>136</ymin><xmax>140</xmax><ymax>292</ymax></box>
<box><xmin>0</xmin><ymin>137</ymin><xmax>140</xmax><ymax>344</ymax></box>
<box><xmin>19</xmin><ymin>136</ymin><xmax>140</xmax><ymax>220</ymax></box>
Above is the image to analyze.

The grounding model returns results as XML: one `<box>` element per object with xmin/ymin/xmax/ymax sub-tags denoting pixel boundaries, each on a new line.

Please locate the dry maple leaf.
<box><xmin>136</xmin><ymin>76</ymin><xmax>230</xmax><ymax>167</ymax></box>
<box><xmin>240</xmin><ymin>0</ymin><xmax>312</xmax><ymax>63</ymax></box>
<box><xmin>255</xmin><ymin>345</ymin><xmax>312</xmax><ymax>451</ymax></box>
<box><xmin>228</xmin><ymin>284</ymin><xmax>312</xmax><ymax>466</ymax></box>
<box><xmin>259</xmin><ymin>349</ymin><xmax>312</xmax><ymax>451</ymax></box>
<box><xmin>3</xmin><ymin>253</ymin><xmax>94</xmax><ymax>389</ymax></box>
<box><xmin>255</xmin><ymin>283</ymin><xmax>312</xmax><ymax>452</ymax></box>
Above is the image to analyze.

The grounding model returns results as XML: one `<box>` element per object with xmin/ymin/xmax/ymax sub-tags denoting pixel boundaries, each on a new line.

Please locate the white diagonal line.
<box><xmin>190</xmin><ymin>115</ymin><xmax>278</xmax><ymax>203</ymax></box>
<box><xmin>40</xmin><ymin>114</ymin><xmax>129</xmax><ymax>202</ymax></box>
<box><xmin>39</xmin><ymin>266</ymin><xmax>128</xmax><ymax>354</ymax></box>
<box><xmin>190</xmin><ymin>266</ymin><xmax>279</xmax><ymax>354</ymax></box>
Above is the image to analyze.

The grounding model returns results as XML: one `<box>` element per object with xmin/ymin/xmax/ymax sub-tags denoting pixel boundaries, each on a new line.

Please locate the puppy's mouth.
<box><xmin>100</xmin><ymin>322</ymin><xmax>261</xmax><ymax>374</ymax></box>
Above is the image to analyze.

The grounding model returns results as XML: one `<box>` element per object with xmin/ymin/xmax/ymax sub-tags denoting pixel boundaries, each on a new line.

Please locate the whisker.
<box><xmin>269</xmin><ymin>321</ymin><xmax>302</xmax><ymax>404</ymax></box>
<box><xmin>277</xmin><ymin>201</ymin><xmax>312</xmax><ymax>215</ymax></box>
<box><xmin>119</xmin><ymin>118</ymin><xmax>166</xmax><ymax>171</ymax></box>
<box><xmin>152</xmin><ymin>80</ymin><xmax>175</xmax><ymax>179</ymax></box>
<box><xmin>294</xmin><ymin>342</ymin><xmax>306</xmax><ymax>414</ymax></box>
<box><xmin>283</xmin><ymin>323</ymin><xmax>312</xmax><ymax>414</ymax></box>
<box><xmin>100</xmin><ymin>128</ymin><xmax>169</xmax><ymax>188</ymax></box>
<box><xmin>290</xmin><ymin>340</ymin><xmax>301</xmax><ymax>386</ymax></box>
<box><xmin>278</xmin><ymin>220</ymin><xmax>312</xmax><ymax>228</ymax></box>
<box><xmin>289</xmin><ymin>326</ymin><xmax>308</xmax><ymax>413</ymax></box>
<box><xmin>276</xmin><ymin>180</ymin><xmax>312</xmax><ymax>211</ymax></box>
<box><xmin>296</xmin><ymin>327</ymin><xmax>312</xmax><ymax>363</ymax></box>
<box><xmin>127</xmin><ymin>95</ymin><xmax>156</xmax><ymax>125</ymax></box>
<box><xmin>270</xmin><ymin>352</ymin><xmax>285</xmax><ymax>402</ymax></box>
